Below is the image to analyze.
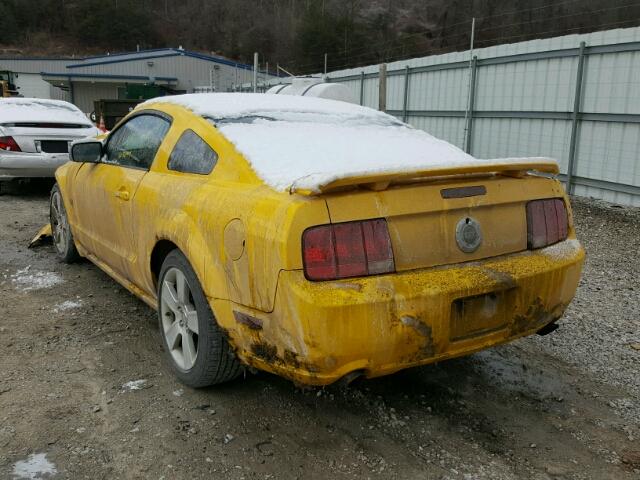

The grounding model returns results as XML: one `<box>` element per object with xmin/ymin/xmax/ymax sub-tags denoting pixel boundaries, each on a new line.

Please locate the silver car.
<box><xmin>0</xmin><ymin>98</ymin><xmax>99</xmax><ymax>180</ymax></box>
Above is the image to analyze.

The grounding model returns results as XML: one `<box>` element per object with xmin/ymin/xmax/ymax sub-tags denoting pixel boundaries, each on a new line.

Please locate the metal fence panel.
<box><xmin>475</xmin><ymin>57</ymin><xmax>577</xmax><ymax>112</ymax></box>
<box><xmin>581</xmin><ymin>50</ymin><xmax>640</xmax><ymax>114</ymax></box>
<box><xmin>322</xmin><ymin>26</ymin><xmax>640</xmax><ymax>206</ymax></box>
<box><xmin>409</xmin><ymin>116</ymin><xmax>467</xmax><ymax>148</ymax></box>
<box><xmin>472</xmin><ymin>118</ymin><xmax>572</xmax><ymax>171</ymax></box>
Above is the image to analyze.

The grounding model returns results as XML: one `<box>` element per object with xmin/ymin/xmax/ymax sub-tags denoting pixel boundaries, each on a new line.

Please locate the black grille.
<box><xmin>40</xmin><ymin>140</ymin><xmax>69</xmax><ymax>154</ymax></box>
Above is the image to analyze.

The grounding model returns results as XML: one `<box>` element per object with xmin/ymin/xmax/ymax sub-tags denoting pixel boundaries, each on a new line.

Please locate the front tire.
<box><xmin>158</xmin><ymin>250</ymin><xmax>242</xmax><ymax>387</ymax></box>
<box><xmin>50</xmin><ymin>184</ymin><xmax>80</xmax><ymax>263</ymax></box>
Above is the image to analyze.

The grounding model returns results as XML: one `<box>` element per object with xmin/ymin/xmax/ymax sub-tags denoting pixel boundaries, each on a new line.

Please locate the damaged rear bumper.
<box><xmin>215</xmin><ymin>238</ymin><xmax>585</xmax><ymax>386</ymax></box>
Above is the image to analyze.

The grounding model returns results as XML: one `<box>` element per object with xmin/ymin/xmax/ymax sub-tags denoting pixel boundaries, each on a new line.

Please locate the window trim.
<box><xmin>167</xmin><ymin>128</ymin><xmax>218</xmax><ymax>176</ymax></box>
<box><xmin>103</xmin><ymin>109</ymin><xmax>173</xmax><ymax>171</ymax></box>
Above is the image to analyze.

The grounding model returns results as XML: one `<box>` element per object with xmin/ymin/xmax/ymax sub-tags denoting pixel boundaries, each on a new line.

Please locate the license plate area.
<box><xmin>38</xmin><ymin>140</ymin><xmax>69</xmax><ymax>154</ymax></box>
<box><xmin>450</xmin><ymin>290</ymin><xmax>514</xmax><ymax>341</ymax></box>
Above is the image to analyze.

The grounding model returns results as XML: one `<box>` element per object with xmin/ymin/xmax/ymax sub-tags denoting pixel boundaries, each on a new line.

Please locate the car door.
<box><xmin>73</xmin><ymin>112</ymin><xmax>171</xmax><ymax>280</ymax></box>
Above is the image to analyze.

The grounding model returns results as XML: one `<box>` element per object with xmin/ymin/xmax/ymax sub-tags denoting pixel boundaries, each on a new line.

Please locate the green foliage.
<box><xmin>0</xmin><ymin>2</ymin><xmax>19</xmax><ymax>43</ymax></box>
<box><xmin>0</xmin><ymin>0</ymin><xmax>634</xmax><ymax>73</ymax></box>
<box><xmin>0</xmin><ymin>0</ymin><xmax>157</xmax><ymax>50</ymax></box>
<box><xmin>70</xmin><ymin>0</ymin><xmax>158</xmax><ymax>50</ymax></box>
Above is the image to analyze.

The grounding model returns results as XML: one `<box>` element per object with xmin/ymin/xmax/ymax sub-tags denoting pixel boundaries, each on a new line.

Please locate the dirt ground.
<box><xmin>1</xmin><ymin>180</ymin><xmax>639</xmax><ymax>480</ymax></box>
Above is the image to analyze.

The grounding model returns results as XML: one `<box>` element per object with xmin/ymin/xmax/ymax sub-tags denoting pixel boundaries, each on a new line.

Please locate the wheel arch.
<box><xmin>150</xmin><ymin>239</ymin><xmax>180</xmax><ymax>289</ymax></box>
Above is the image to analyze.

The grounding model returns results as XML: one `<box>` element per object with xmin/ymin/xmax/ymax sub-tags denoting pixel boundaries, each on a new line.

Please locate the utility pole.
<box><xmin>463</xmin><ymin>17</ymin><xmax>476</xmax><ymax>152</ymax></box>
<box><xmin>234</xmin><ymin>64</ymin><xmax>238</xmax><ymax>91</ymax></box>
<box><xmin>324</xmin><ymin>53</ymin><xmax>328</xmax><ymax>75</ymax></box>
<box><xmin>253</xmin><ymin>52</ymin><xmax>258</xmax><ymax>93</ymax></box>
<box><xmin>378</xmin><ymin>63</ymin><xmax>387</xmax><ymax>112</ymax></box>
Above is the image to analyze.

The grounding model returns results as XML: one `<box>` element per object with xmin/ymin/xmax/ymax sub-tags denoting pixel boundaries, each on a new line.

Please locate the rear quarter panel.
<box><xmin>133</xmin><ymin>104</ymin><xmax>330</xmax><ymax>312</ymax></box>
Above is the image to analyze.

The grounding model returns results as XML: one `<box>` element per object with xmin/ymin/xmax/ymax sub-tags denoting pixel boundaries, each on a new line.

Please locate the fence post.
<box><xmin>378</xmin><ymin>63</ymin><xmax>387</xmax><ymax>112</ymax></box>
<box><xmin>464</xmin><ymin>56</ymin><xmax>478</xmax><ymax>154</ymax></box>
<box><xmin>359</xmin><ymin>71</ymin><xmax>365</xmax><ymax>106</ymax></box>
<box><xmin>566</xmin><ymin>41</ymin><xmax>586</xmax><ymax>195</ymax></box>
<box><xmin>402</xmin><ymin>65</ymin><xmax>410</xmax><ymax>123</ymax></box>
<box><xmin>252</xmin><ymin>52</ymin><xmax>258</xmax><ymax>93</ymax></box>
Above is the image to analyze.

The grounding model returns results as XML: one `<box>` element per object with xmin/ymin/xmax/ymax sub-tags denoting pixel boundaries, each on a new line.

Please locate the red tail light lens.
<box><xmin>0</xmin><ymin>136</ymin><xmax>21</xmax><ymax>152</ymax></box>
<box><xmin>302</xmin><ymin>224</ymin><xmax>337</xmax><ymax>280</ymax></box>
<box><xmin>526</xmin><ymin>198</ymin><xmax>568</xmax><ymax>249</ymax></box>
<box><xmin>303</xmin><ymin>219</ymin><xmax>395</xmax><ymax>281</ymax></box>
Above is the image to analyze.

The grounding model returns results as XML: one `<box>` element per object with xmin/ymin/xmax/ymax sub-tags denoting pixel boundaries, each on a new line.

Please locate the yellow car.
<box><xmin>52</xmin><ymin>93</ymin><xmax>584</xmax><ymax>387</ymax></box>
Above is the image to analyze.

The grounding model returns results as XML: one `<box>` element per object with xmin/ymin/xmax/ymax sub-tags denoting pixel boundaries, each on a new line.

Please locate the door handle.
<box><xmin>114</xmin><ymin>189</ymin><xmax>130</xmax><ymax>201</ymax></box>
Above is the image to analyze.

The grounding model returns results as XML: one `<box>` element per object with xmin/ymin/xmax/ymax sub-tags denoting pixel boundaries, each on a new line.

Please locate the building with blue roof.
<box><xmin>0</xmin><ymin>48</ymin><xmax>277</xmax><ymax>113</ymax></box>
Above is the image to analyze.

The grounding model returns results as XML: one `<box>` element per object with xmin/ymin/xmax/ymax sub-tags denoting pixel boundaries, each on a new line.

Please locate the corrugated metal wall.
<box><xmin>65</xmin><ymin>55</ymin><xmax>268</xmax><ymax>93</ymax></box>
<box><xmin>0</xmin><ymin>59</ymin><xmax>73</xmax><ymax>101</ymax></box>
<box><xmin>73</xmin><ymin>83</ymin><xmax>120</xmax><ymax>113</ymax></box>
<box><xmin>321</xmin><ymin>26</ymin><xmax>640</xmax><ymax>206</ymax></box>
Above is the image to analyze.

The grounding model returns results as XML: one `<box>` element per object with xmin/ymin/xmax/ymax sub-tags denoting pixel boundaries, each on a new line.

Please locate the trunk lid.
<box><xmin>323</xmin><ymin>173</ymin><xmax>566</xmax><ymax>271</ymax></box>
<box><xmin>0</xmin><ymin>125</ymin><xmax>97</xmax><ymax>153</ymax></box>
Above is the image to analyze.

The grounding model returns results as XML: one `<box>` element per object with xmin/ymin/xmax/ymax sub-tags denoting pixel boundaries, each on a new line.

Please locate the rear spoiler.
<box><xmin>289</xmin><ymin>157</ymin><xmax>559</xmax><ymax>196</ymax></box>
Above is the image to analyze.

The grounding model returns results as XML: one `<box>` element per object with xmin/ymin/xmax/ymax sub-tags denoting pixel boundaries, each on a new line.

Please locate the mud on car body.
<box><xmin>50</xmin><ymin>93</ymin><xmax>584</xmax><ymax>387</ymax></box>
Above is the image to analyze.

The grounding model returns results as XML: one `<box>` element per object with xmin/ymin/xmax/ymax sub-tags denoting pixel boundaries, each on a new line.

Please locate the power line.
<box><xmin>474</xmin><ymin>2</ymin><xmax>640</xmax><ymax>35</ymax></box>
<box><xmin>474</xmin><ymin>17</ymin><xmax>640</xmax><ymax>46</ymax></box>
<box><xmin>281</xmin><ymin>2</ymin><xmax>640</xmax><ymax>75</ymax></box>
<box><xmin>290</xmin><ymin>39</ymin><xmax>473</xmax><ymax>75</ymax></box>
<box><xmin>294</xmin><ymin>0</ymin><xmax>612</xmax><ymax>64</ymax></box>
<box><xmin>285</xmin><ymin>29</ymin><xmax>474</xmax><ymax>73</ymax></box>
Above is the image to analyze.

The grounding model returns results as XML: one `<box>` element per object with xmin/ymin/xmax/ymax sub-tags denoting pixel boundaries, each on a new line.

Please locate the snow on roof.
<box><xmin>0</xmin><ymin>98</ymin><xmax>92</xmax><ymax>125</ymax></box>
<box><xmin>143</xmin><ymin>93</ymin><xmax>557</xmax><ymax>192</ymax></box>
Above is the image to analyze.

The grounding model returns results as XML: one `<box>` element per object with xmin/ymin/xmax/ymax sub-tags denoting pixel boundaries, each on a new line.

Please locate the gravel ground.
<box><xmin>0</xmin><ymin>182</ymin><xmax>638</xmax><ymax>480</ymax></box>
<box><xmin>530</xmin><ymin>197</ymin><xmax>640</xmax><ymax>427</ymax></box>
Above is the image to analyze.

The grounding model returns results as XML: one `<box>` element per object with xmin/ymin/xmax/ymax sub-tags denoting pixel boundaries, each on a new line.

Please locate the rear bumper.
<box><xmin>0</xmin><ymin>151</ymin><xmax>69</xmax><ymax>179</ymax></box>
<box><xmin>217</xmin><ymin>238</ymin><xmax>585</xmax><ymax>385</ymax></box>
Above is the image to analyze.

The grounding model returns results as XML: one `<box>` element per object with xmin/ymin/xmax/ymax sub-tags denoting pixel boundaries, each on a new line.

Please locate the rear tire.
<box><xmin>50</xmin><ymin>184</ymin><xmax>80</xmax><ymax>263</ymax></box>
<box><xmin>158</xmin><ymin>250</ymin><xmax>242</xmax><ymax>387</ymax></box>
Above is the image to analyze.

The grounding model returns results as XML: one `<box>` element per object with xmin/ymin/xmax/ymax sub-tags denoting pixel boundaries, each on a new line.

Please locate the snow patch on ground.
<box><xmin>53</xmin><ymin>299</ymin><xmax>83</xmax><ymax>313</ymax></box>
<box><xmin>122</xmin><ymin>379</ymin><xmax>147</xmax><ymax>391</ymax></box>
<box><xmin>12</xmin><ymin>453</ymin><xmax>57</xmax><ymax>479</ymax></box>
<box><xmin>11</xmin><ymin>266</ymin><xmax>63</xmax><ymax>292</ymax></box>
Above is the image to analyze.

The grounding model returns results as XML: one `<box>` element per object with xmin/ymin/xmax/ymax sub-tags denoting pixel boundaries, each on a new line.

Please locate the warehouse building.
<box><xmin>0</xmin><ymin>48</ymin><xmax>275</xmax><ymax>114</ymax></box>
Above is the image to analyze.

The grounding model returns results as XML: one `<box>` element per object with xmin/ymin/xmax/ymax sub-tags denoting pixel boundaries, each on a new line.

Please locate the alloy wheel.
<box><xmin>160</xmin><ymin>267</ymin><xmax>199</xmax><ymax>370</ymax></box>
<box><xmin>51</xmin><ymin>190</ymin><xmax>68</xmax><ymax>254</ymax></box>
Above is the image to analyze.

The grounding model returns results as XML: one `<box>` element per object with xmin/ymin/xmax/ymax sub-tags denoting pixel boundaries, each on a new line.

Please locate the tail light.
<box><xmin>303</xmin><ymin>219</ymin><xmax>395</xmax><ymax>281</ymax></box>
<box><xmin>526</xmin><ymin>198</ymin><xmax>568</xmax><ymax>249</ymax></box>
<box><xmin>0</xmin><ymin>136</ymin><xmax>21</xmax><ymax>152</ymax></box>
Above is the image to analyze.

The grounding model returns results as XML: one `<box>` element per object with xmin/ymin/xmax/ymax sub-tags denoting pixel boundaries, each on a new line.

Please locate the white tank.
<box><xmin>266</xmin><ymin>77</ymin><xmax>355</xmax><ymax>104</ymax></box>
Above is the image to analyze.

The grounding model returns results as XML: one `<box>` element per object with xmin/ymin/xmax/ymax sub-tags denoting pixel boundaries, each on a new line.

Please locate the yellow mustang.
<box><xmin>52</xmin><ymin>93</ymin><xmax>584</xmax><ymax>387</ymax></box>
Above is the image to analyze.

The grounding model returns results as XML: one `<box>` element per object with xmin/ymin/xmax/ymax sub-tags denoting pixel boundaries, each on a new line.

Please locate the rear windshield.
<box><xmin>207</xmin><ymin>111</ymin><xmax>404</xmax><ymax>128</ymax></box>
<box><xmin>0</xmin><ymin>99</ymin><xmax>91</xmax><ymax>126</ymax></box>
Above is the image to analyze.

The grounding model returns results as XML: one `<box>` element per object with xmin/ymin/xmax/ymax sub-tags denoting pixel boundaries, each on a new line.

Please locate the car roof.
<box><xmin>0</xmin><ymin>97</ymin><xmax>91</xmax><ymax>125</ymax></box>
<box><xmin>140</xmin><ymin>93</ymin><xmax>556</xmax><ymax>194</ymax></box>
<box><xmin>140</xmin><ymin>92</ymin><xmax>390</xmax><ymax>122</ymax></box>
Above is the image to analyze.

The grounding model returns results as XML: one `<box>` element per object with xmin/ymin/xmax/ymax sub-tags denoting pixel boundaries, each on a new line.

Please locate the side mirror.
<box><xmin>70</xmin><ymin>139</ymin><xmax>103</xmax><ymax>163</ymax></box>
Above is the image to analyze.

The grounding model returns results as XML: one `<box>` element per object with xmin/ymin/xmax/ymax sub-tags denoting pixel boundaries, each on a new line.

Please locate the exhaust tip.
<box><xmin>337</xmin><ymin>369</ymin><xmax>366</xmax><ymax>387</ymax></box>
<box><xmin>537</xmin><ymin>322</ymin><xmax>559</xmax><ymax>336</ymax></box>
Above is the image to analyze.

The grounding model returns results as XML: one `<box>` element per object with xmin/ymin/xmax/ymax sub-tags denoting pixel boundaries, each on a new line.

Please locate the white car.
<box><xmin>0</xmin><ymin>98</ymin><xmax>99</xmax><ymax>180</ymax></box>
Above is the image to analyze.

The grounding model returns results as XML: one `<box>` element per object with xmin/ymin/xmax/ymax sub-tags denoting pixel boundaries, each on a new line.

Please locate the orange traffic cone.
<box><xmin>98</xmin><ymin>115</ymin><xmax>107</xmax><ymax>133</ymax></box>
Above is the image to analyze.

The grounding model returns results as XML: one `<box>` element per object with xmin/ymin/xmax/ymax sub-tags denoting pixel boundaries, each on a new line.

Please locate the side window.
<box><xmin>167</xmin><ymin>129</ymin><xmax>218</xmax><ymax>175</ymax></box>
<box><xmin>105</xmin><ymin>114</ymin><xmax>170</xmax><ymax>170</ymax></box>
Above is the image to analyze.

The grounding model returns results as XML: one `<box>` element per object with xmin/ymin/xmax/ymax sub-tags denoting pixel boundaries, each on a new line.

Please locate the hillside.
<box><xmin>0</xmin><ymin>0</ymin><xmax>638</xmax><ymax>73</ymax></box>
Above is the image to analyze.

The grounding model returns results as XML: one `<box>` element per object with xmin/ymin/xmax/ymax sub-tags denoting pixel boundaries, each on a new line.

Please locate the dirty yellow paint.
<box><xmin>55</xmin><ymin>101</ymin><xmax>585</xmax><ymax>386</ymax></box>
